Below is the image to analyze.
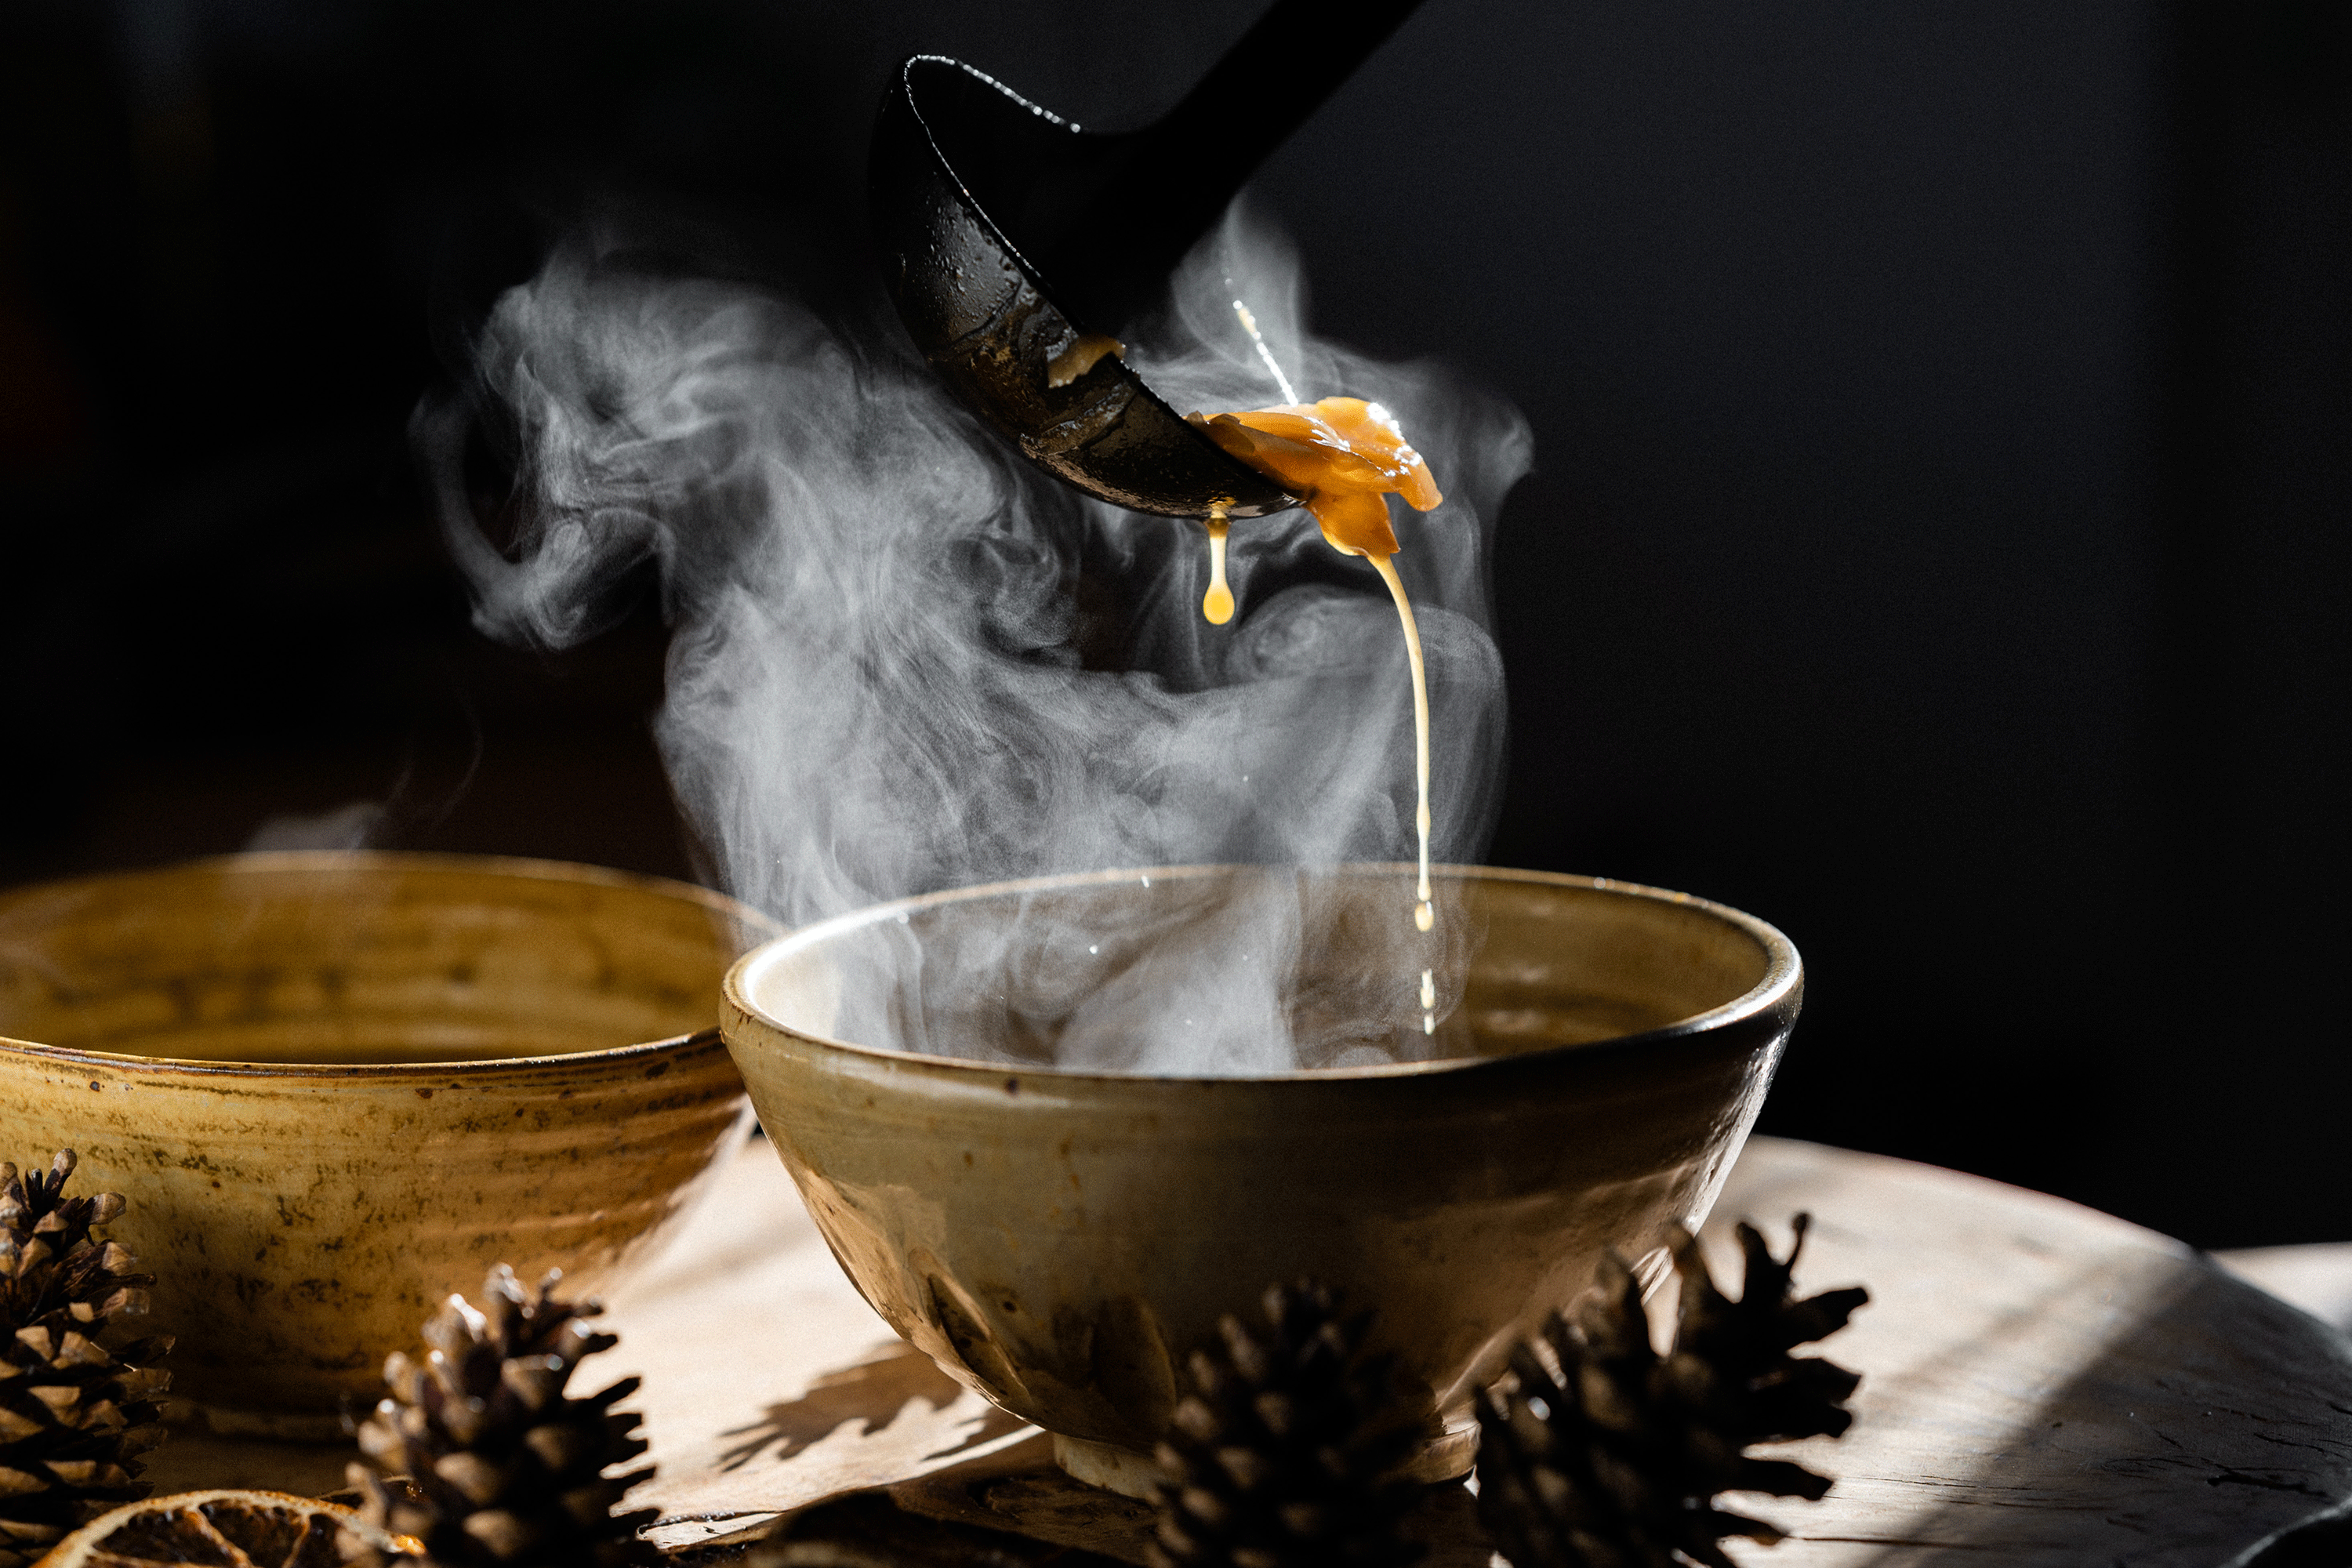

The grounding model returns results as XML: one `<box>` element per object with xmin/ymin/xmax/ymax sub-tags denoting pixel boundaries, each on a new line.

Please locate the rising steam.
<box><xmin>427</xmin><ymin>206</ymin><xmax>1531</xmax><ymax>1072</ymax></box>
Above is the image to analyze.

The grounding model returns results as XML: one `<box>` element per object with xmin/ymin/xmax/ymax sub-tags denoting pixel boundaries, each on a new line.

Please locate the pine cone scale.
<box><xmin>1476</xmin><ymin>1213</ymin><xmax>1867</xmax><ymax>1568</ymax></box>
<box><xmin>1148</xmin><ymin>1282</ymin><xmax>1424</xmax><ymax>1568</ymax></box>
<box><xmin>0</xmin><ymin>1151</ymin><xmax>170</xmax><ymax>1561</ymax></box>
<box><xmin>341</xmin><ymin>1265</ymin><xmax>658</xmax><ymax>1568</ymax></box>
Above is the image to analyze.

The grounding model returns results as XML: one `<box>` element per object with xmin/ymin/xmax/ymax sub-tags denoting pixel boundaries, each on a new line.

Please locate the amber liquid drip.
<box><xmin>1191</xmin><ymin>531</ymin><xmax>1439</xmax><ymax>1025</ymax></box>
<box><xmin>1367</xmin><ymin>554</ymin><xmax>1435</xmax><ymax>935</ymax></box>
<box><xmin>1203</xmin><ymin>512</ymin><xmax>1234</xmax><ymax>625</ymax></box>
<box><xmin>1186</xmin><ymin>396</ymin><xmax>1446</xmax><ymax>1035</ymax></box>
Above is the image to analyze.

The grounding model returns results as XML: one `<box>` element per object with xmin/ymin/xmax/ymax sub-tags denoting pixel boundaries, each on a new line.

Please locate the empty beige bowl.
<box><xmin>0</xmin><ymin>851</ymin><xmax>778</xmax><ymax>1434</ymax></box>
<box><xmin>721</xmin><ymin>864</ymin><xmax>1801</xmax><ymax>1494</ymax></box>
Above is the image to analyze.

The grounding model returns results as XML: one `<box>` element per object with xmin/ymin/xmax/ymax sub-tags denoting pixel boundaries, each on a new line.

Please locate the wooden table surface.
<box><xmin>145</xmin><ymin>1135</ymin><xmax>2352</xmax><ymax>1565</ymax></box>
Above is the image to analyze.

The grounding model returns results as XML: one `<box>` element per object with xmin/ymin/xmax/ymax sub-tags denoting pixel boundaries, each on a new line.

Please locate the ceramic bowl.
<box><xmin>720</xmin><ymin>864</ymin><xmax>1801</xmax><ymax>1494</ymax></box>
<box><xmin>0</xmin><ymin>851</ymin><xmax>778</xmax><ymax>1434</ymax></box>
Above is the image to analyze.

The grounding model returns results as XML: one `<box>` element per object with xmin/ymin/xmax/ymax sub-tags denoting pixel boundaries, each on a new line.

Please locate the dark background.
<box><xmin>2</xmin><ymin>0</ymin><xmax>2343</xmax><ymax>1247</ymax></box>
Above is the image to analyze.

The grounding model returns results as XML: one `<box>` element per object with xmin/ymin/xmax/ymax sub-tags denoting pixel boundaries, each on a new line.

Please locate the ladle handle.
<box><xmin>1156</xmin><ymin>0</ymin><xmax>1426</xmax><ymax>176</ymax></box>
<box><xmin>1043</xmin><ymin>0</ymin><xmax>1427</xmax><ymax>330</ymax></box>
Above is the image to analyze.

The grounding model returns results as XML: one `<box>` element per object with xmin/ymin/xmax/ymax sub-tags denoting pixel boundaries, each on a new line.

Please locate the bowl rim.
<box><xmin>724</xmin><ymin>862</ymin><xmax>1801</xmax><ymax>1083</ymax></box>
<box><xmin>0</xmin><ymin>850</ymin><xmax>782</xmax><ymax>1080</ymax></box>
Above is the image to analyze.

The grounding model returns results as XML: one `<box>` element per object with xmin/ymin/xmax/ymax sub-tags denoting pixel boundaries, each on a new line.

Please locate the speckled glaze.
<box><xmin>722</xmin><ymin>865</ymin><xmax>1802</xmax><ymax>1490</ymax></box>
<box><xmin>0</xmin><ymin>852</ymin><xmax>778</xmax><ymax>1432</ymax></box>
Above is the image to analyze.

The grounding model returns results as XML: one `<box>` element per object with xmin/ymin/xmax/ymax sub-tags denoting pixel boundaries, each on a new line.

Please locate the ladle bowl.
<box><xmin>869</xmin><ymin>0</ymin><xmax>1420</xmax><ymax>517</ymax></box>
<box><xmin>721</xmin><ymin>864</ymin><xmax>1802</xmax><ymax>1494</ymax></box>
<box><xmin>870</xmin><ymin>56</ymin><xmax>1291</xmax><ymax>520</ymax></box>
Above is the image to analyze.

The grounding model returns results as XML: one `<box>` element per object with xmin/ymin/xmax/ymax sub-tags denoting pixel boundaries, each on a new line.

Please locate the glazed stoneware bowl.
<box><xmin>721</xmin><ymin>864</ymin><xmax>1801</xmax><ymax>1494</ymax></box>
<box><xmin>0</xmin><ymin>852</ymin><xmax>778</xmax><ymax>1435</ymax></box>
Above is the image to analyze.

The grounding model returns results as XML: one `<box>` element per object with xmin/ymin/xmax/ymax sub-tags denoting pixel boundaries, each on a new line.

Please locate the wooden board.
<box><xmin>143</xmin><ymin>1135</ymin><xmax>2352</xmax><ymax>1563</ymax></box>
<box><xmin>1712</xmin><ymin>1142</ymin><xmax>2352</xmax><ymax>1565</ymax></box>
<box><xmin>2216</xmin><ymin>1242</ymin><xmax>2352</xmax><ymax>1333</ymax></box>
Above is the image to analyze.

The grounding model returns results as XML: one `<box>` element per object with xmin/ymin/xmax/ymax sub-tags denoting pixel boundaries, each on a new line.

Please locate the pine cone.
<box><xmin>0</xmin><ymin>1150</ymin><xmax>172</xmax><ymax>1568</ymax></box>
<box><xmin>342</xmin><ymin>1265</ymin><xmax>656</xmax><ymax>1568</ymax></box>
<box><xmin>1475</xmin><ymin>1214</ymin><xmax>1867</xmax><ymax>1568</ymax></box>
<box><xmin>1149</xmin><ymin>1281</ymin><xmax>1423</xmax><ymax>1568</ymax></box>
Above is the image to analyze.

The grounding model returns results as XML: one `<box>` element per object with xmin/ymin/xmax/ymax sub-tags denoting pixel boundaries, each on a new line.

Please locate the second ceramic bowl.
<box><xmin>0</xmin><ymin>851</ymin><xmax>779</xmax><ymax>1432</ymax></box>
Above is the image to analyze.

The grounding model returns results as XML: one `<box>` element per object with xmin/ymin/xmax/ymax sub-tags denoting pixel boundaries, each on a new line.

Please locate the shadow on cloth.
<box><xmin>717</xmin><ymin>1339</ymin><xmax>1029</xmax><ymax>1472</ymax></box>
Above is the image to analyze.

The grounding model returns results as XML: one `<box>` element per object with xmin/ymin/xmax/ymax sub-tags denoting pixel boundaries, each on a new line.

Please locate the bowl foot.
<box><xmin>1052</xmin><ymin>1422</ymin><xmax>1478</xmax><ymax>1501</ymax></box>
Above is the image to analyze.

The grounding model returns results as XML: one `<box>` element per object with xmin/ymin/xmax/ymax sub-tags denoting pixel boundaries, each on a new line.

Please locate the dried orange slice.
<box><xmin>31</xmin><ymin>1489</ymin><xmax>414</xmax><ymax>1568</ymax></box>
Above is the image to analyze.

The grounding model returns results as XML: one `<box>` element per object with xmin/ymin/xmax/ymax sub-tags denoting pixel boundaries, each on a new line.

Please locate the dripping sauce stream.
<box><xmin>1368</xmin><ymin>553</ymin><xmax>1434</xmax><ymax>933</ymax></box>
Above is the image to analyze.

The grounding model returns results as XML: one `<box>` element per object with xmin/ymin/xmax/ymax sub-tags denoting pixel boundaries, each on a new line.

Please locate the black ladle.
<box><xmin>869</xmin><ymin>0</ymin><xmax>1423</xmax><ymax>519</ymax></box>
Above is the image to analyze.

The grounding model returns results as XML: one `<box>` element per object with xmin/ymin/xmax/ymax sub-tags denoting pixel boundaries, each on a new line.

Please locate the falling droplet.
<box><xmin>1420</xmin><ymin>969</ymin><xmax>1436</xmax><ymax>1011</ymax></box>
<box><xmin>1415</xmin><ymin>900</ymin><xmax>1434</xmax><ymax>932</ymax></box>
<box><xmin>1202</xmin><ymin>510</ymin><xmax>1234</xmax><ymax>625</ymax></box>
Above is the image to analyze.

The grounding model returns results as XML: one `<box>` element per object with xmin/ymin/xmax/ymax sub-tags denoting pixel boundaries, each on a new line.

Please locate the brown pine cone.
<box><xmin>0</xmin><ymin>1151</ymin><xmax>172</xmax><ymax>1568</ymax></box>
<box><xmin>1149</xmin><ymin>1280</ymin><xmax>1423</xmax><ymax>1568</ymax></box>
<box><xmin>340</xmin><ymin>1265</ymin><xmax>656</xmax><ymax>1568</ymax></box>
<box><xmin>1475</xmin><ymin>1214</ymin><xmax>1866</xmax><ymax>1568</ymax></box>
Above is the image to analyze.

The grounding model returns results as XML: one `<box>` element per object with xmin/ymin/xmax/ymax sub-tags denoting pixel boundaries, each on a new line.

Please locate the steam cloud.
<box><xmin>430</xmin><ymin>207</ymin><xmax>1531</xmax><ymax>1073</ymax></box>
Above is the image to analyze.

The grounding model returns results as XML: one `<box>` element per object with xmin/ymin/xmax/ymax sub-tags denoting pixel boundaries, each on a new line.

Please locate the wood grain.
<box><xmin>1713</xmin><ymin>1141</ymin><xmax>2352</xmax><ymax>1566</ymax></box>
